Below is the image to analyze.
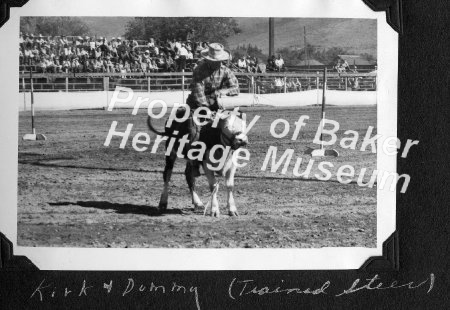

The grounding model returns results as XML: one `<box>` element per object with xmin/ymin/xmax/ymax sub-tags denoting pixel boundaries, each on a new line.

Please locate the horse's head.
<box><xmin>217</xmin><ymin>110</ymin><xmax>249</xmax><ymax>150</ymax></box>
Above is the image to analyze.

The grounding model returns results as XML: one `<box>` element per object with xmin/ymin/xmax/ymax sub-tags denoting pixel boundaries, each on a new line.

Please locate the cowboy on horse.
<box><xmin>185</xmin><ymin>43</ymin><xmax>240</xmax><ymax>176</ymax></box>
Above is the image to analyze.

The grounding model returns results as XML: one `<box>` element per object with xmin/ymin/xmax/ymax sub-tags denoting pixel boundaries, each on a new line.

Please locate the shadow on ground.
<box><xmin>48</xmin><ymin>201</ymin><xmax>184</xmax><ymax>216</ymax></box>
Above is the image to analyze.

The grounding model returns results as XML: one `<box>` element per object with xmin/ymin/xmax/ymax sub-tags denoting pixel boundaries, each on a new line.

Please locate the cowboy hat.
<box><xmin>200</xmin><ymin>43</ymin><xmax>230</xmax><ymax>61</ymax></box>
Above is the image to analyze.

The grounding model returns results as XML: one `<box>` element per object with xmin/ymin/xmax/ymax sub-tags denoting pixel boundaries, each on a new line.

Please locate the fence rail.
<box><xmin>19</xmin><ymin>71</ymin><xmax>377</xmax><ymax>93</ymax></box>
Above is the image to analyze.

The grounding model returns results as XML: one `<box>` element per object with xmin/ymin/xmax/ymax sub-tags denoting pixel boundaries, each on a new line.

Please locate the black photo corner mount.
<box><xmin>0</xmin><ymin>0</ymin><xmax>402</xmax><ymax>272</ymax></box>
<box><xmin>0</xmin><ymin>233</ymin><xmax>38</xmax><ymax>270</ymax></box>
<box><xmin>360</xmin><ymin>232</ymin><xmax>399</xmax><ymax>272</ymax></box>
<box><xmin>0</xmin><ymin>0</ymin><xmax>29</xmax><ymax>28</ymax></box>
<box><xmin>357</xmin><ymin>0</ymin><xmax>402</xmax><ymax>272</ymax></box>
<box><xmin>363</xmin><ymin>0</ymin><xmax>403</xmax><ymax>33</ymax></box>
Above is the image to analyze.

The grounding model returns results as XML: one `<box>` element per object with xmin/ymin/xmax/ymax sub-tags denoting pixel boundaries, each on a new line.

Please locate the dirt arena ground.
<box><xmin>17</xmin><ymin>104</ymin><xmax>377</xmax><ymax>248</ymax></box>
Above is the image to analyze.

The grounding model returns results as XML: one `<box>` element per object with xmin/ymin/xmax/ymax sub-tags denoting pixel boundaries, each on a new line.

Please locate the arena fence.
<box><xmin>19</xmin><ymin>71</ymin><xmax>377</xmax><ymax>94</ymax></box>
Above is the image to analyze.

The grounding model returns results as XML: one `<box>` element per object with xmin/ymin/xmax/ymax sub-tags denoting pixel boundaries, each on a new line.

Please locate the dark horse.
<box><xmin>147</xmin><ymin>107</ymin><xmax>249</xmax><ymax>217</ymax></box>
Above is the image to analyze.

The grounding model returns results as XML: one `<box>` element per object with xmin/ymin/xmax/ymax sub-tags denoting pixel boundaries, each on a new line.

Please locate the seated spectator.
<box><xmin>99</xmin><ymin>39</ymin><xmax>109</xmax><ymax>56</ymax></box>
<box><xmin>177</xmin><ymin>43</ymin><xmax>189</xmax><ymax>71</ymax></box>
<box><xmin>149</xmin><ymin>59</ymin><xmax>159</xmax><ymax>72</ymax></box>
<box><xmin>256</xmin><ymin>59</ymin><xmax>266</xmax><ymax>73</ymax></box>
<box><xmin>19</xmin><ymin>48</ymin><xmax>24</xmax><ymax>66</ymax></box>
<box><xmin>293</xmin><ymin>78</ymin><xmax>302</xmax><ymax>91</ymax></box>
<box><xmin>62</xmin><ymin>58</ymin><xmax>71</xmax><ymax>72</ymax></box>
<box><xmin>142</xmin><ymin>49</ymin><xmax>151</xmax><ymax>63</ymax></box>
<box><xmin>237</xmin><ymin>56</ymin><xmax>247</xmax><ymax>71</ymax></box>
<box><xmin>94</xmin><ymin>58</ymin><xmax>104</xmax><ymax>72</ymax></box>
<box><xmin>155</xmin><ymin>52</ymin><xmax>166</xmax><ymax>70</ymax></box>
<box><xmin>75</xmin><ymin>36</ymin><xmax>83</xmax><ymax>46</ymax></box>
<box><xmin>54</xmin><ymin>58</ymin><xmax>62</xmax><ymax>73</ymax></box>
<box><xmin>86</xmin><ymin>59</ymin><xmax>95</xmax><ymax>72</ymax></box>
<box><xmin>44</xmin><ymin>55</ymin><xmax>56</xmax><ymax>73</ymax></box>
<box><xmin>95</xmin><ymin>37</ymin><xmax>102</xmax><ymax>48</ymax></box>
<box><xmin>23</xmin><ymin>46</ymin><xmax>33</xmax><ymax>65</ymax></box>
<box><xmin>88</xmin><ymin>36</ymin><xmax>96</xmax><ymax>51</ymax></box>
<box><xmin>31</xmin><ymin>45</ymin><xmax>40</xmax><ymax>64</ymax></box>
<box><xmin>247</xmin><ymin>56</ymin><xmax>256</xmax><ymax>73</ymax></box>
<box><xmin>124</xmin><ymin>60</ymin><xmax>131</xmax><ymax>73</ymax></box>
<box><xmin>38</xmin><ymin>58</ymin><xmax>47</xmax><ymax>73</ymax></box>
<box><xmin>109</xmin><ymin>37</ymin><xmax>117</xmax><ymax>49</ymax></box>
<box><xmin>350</xmin><ymin>66</ymin><xmax>360</xmax><ymax>90</ymax></box>
<box><xmin>267</xmin><ymin>55</ymin><xmax>276</xmax><ymax>71</ymax></box>
<box><xmin>166</xmin><ymin>53</ymin><xmax>175</xmax><ymax>72</ymax></box>
<box><xmin>274</xmin><ymin>54</ymin><xmax>284</xmax><ymax>72</ymax></box>
<box><xmin>71</xmin><ymin>57</ymin><xmax>81</xmax><ymax>73</ymax></box>
<box><xmin>274</xmin><ymin>77</ymin><xmax>283</xmax><ymax>93</ymax></box>
<box><xmin>36</xmin><ymin>34</ymin><xmax>46</xmax><ymax>46</ymax></box>
<box><xmin>105</xmin><ymin>56</ymin><xmax>114</xmax><ymax>73</ymax></box>
<box><xmin>94</xmin><ymin>47</ymin><xmax>102</xmax><ymax>59</ymax></box>
<box><xmin>59</xmin><ymin>35</ymin><xmax>68</xmax><ymax>47</ymax></box>
<box><xmin>341</xmin><ymin>60</ymin><xmax>350</xmax><ymax>72</ymax></box>
<box><xmin>187</xmin><ymin>49</ymin><xmax>193</xmax><ymax>60</ymax></box>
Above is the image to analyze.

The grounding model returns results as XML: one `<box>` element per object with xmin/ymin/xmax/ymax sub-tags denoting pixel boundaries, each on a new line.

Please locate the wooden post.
<box><xmin>251</xmin><ymin>76</ymin><xmax>254</xmax><ymax>94</ymax></box>
<box><xmin>147</xmin><ymin>76</ymin><xmax>151</xmax><ymax>93</ymax></box>
<box><xmin>283</xmin><ymin>76</ymin><xmax>287</xmax><ymax>93</ymax></box>
<box><xmin>345</xmin><ymin>76</ymin><xmax>348</xmax><ymax>91</ymax></box>
<box><xmin>22</xmin><ymin>77</ymin><xmax>26</xmax><ymax>111</ymax></box>
<box><xmin>65</xmin><ymin>76</ymin><xmax>69</xmax><ymax>92</ymax></box>
<box><xmin>103</xmin><ymin>76</ymin><xmax>109</xmax><ymax>110</ymax></box>
<box><xmin>182</xmin><ymin>69</ymin><xmax>185</xmax><ymax>103</ymax></box>
<box><xmin>319</xmin><ymin>68</ymin><xmax>327</xmax><ymax>148</ymax></box>
<box><xmin>103</xmin><ymin>76</ymin><xmax>109</xmax><ymax>91</ymax></box>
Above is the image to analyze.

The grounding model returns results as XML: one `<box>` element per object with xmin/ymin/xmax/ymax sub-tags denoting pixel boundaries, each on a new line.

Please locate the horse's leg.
<box><xmin>202</xmin><ymin>162</ymin><xmax>220</xmax><ymax>217</ymax></box>
<box><xmin>159</xmin><ymin>151</ymin><xmax>177</xmax><ymax>212</ymax></box>
<box><xmin>225</xmin><ymin>163</ymin><xmax>238</xmax><ymax>217</ymax></box>
<box><xmin>185</xmin><ymin>161</ymin><xmax>204</xmax><ymax>209</ymax></box>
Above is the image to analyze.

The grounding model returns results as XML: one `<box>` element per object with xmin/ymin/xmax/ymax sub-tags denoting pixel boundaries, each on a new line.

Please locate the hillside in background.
<box><xmin>82</xmin><ymin>17</ymin><xmax>132</xmax><ymax>38</ymax></box>
<box><xmin>227</xmin><ymin>18</ymin><xmax>377</xmax><ymax>58</ymax></box>
<box><xmin>54</xmin><ymin>17</ymin><xmax>376</xmax><ymax>59</ymax></box>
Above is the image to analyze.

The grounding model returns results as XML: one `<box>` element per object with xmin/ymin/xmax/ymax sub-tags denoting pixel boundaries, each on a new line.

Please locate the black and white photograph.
<box><xmin>2</xmin><ymin>0</ymin><xmax>448</xmax><ymax>308</ymax></box>
<box><xmin>1</xmin><ymin>0</ymin><xmax>399</xmax><ymax>270</ymax></box>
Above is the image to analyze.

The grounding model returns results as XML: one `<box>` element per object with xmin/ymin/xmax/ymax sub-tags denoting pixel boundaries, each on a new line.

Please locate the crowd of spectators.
<box><xmin>233</xmin><ymin>54</ymin><xmax>285</xmax><ymax>73</ymax></box>
<box><xmin>19</xmin><ymin>32</ymin><xmax>291</xmax><ymax>76</ymax></box>
<box><xmin>19</xmin><ymin>32</ymin><xmax>213</xmax><ymax>74</ymax></box>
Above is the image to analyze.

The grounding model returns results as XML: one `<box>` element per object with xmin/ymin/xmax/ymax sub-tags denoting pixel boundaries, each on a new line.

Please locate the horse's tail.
<box><xmin>147</xmin><ymin>116</ymin><xmax>167</xmax><ymax>136</ymax></box>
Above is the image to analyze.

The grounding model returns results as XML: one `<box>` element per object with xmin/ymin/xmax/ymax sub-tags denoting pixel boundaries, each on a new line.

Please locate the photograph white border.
<box><xmin>0</xmin><ymin>0</ymin><xmax>397</xmax><ymax>270</ymax></box>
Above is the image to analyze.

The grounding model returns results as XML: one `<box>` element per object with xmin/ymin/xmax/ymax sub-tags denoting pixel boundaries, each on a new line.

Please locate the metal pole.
<box><xmin>283</xmin><ymin>76</ymin><xmax>287</xmax><ymax>93</ymax></box>
<box><xmin>29</xmin><ymin>61</ymin><xmax>35</xmax><ymax>135</ymax></box>
<box><xmin>147</xmin><ymin>76</ymin><xmax>151</xmax><ymax>93</ymax></box>
<box><xmin>319</xmin><ymin>68</ymin><xmax>327</xmax><ymax>150</ymax></box>
<box><xmin>304</xmin><ymin>26</ymin><xmax>309</xmax><ymax>70</ymax></box>
<box><xmin>269</xmin><ymin>18</ymin><xmax>275</xmax><ymax>57</ymax></box>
